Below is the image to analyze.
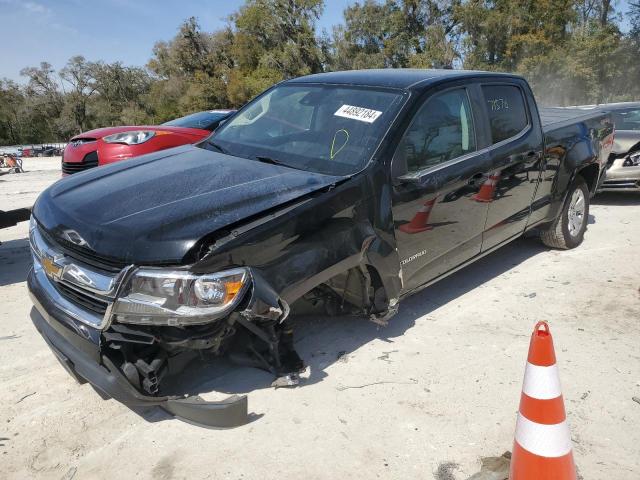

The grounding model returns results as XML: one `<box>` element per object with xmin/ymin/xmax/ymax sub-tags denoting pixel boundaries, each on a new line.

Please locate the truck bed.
<box><xmin>539</xmin><ymin>107</ymin><xmax>609</xmax><ymax>133</ymax></box>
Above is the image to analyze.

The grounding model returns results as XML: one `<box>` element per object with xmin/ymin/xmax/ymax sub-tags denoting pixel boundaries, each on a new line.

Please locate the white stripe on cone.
<box><xmin>515</xmin><ymin>413</ymin><xmax>572</xmax><ymax>458</ymax></box>
<box><xmin>522</xmin><ymin>363</ymin><xmax>562</xmax><ymax>400</ymax></box>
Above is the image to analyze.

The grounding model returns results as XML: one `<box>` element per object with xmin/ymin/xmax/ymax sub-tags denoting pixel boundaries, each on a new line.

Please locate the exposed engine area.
<box><xmin>101</xmin><ymin>265</ymin><xmax>392</xmax><ymax>396</ymax></box>
<box><xmin>102</xmin><ymin>313</ymin><xmax>305</xmax><ymax>396</ymax></box>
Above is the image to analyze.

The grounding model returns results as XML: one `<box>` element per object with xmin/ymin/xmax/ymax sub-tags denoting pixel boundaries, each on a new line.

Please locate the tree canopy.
<box><xmin>1</xmin><ymin>0</ymin><xmax>639</xmax><ymax>145</ymax></box>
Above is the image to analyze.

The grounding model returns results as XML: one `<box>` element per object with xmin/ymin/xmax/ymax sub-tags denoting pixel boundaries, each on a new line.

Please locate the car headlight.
<box><xmin>111</xmin><ymin>267</ymin><xmax>250</xmax><ymax>326</ymax></box>
<box><xmin>103</xmin><ymin>131</ymin><xmax>156</xmax><ymax>145</ymax></box>
<box><xmin>623</xmin><ymin>152</ymin><xmax>640</xmax><ymax>167</ymax></box>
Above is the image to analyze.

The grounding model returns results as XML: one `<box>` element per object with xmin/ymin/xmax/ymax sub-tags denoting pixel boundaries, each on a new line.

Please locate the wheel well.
<box><xmin>577</xmin><ymin>164</ymin><xmax>599</xmax><ymax>193</ymax></box>
<box><xmin>291</xmin><ymin>264</ymin><xmax>387</xmax><ymax>317</ymax></box>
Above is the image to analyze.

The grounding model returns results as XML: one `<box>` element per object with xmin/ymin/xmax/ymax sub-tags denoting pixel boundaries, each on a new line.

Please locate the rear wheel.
<box><xmin>540</xmin><ymin>176</ymin><xmax>589</xmax><ymax>249</ymax></box>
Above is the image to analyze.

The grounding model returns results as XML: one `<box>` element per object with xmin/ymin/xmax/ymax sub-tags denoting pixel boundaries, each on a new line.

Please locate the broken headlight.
<box><xmin>111</xmin><ymin>268</ymin><xmax>250</xmax><ymax>326</ymax></box>
<box><xmin>623</xmin><ymin>153</ymin><xmax>640</xmax><ymax>167</ymax></box>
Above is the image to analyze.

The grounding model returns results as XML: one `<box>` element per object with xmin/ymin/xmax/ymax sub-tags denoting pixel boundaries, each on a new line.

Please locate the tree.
<box><xmin>147</xmin><ymin>18</ymin><xmax>235</xmax><ymax>116</ymax></box>
<box><xmin>328</xmin><ymin>0</ymin><xmax>460</xmax><ymax>70</ymax></box>
<box><xmin>19</xmin><ymin>62</ymin><xmax>65</xmax><ymax>141</ymax></box>
<box><xmin>91</xmin><ymin>62</ymin><xmax>153</xmax><ymax>126</ymax></box>
<box><xmin>228</xmin><ymin>0</ymin><xmax>325</xmax><ymax>104</ymax></box>
<box><xmin>0</xmin><ymin>80</ymin><xmax>25</xmax><ymax>145</ymax></box>
<box><xmin>59</xmin><ymin>56</ymin><xmax>98</xmax><ymax>133</ymax></box>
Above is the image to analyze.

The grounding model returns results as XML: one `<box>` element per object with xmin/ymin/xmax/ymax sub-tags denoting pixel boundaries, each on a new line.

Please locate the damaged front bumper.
<box><xmin>28</xmin><ymin>267</ymin><xmax>250</xmax><ymax>428</ymax></box>
<box><xmin>600</xmin><ymin>157</ymin><xmax>640</xmax><ymax>191</ymax></box>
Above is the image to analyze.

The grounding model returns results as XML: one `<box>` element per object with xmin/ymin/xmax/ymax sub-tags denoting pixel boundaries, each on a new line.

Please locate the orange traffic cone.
<box><xmin>472</xmin><ymin>173</ymin><xmax>500</xmax><ymax>202</ymax></box>
<box><xmin>510</xmin><ymin>321</ymin><xmax>576</xmax><ymax>480</ymax></box>
<box><xmin>399</xmin><ymin>197</ymin><xmax>436</xmax><ymax>234</ymax></box>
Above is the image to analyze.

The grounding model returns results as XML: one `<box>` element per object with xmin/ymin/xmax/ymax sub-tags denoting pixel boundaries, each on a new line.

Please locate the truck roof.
<box><xmin>287</xmin><ymin>68</ymin><xmax>521</xmax><ymax>91</ymax></box>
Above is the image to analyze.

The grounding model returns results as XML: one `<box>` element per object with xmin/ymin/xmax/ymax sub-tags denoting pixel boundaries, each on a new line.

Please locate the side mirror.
<box><xmin>394</xmin><ymin>172</ymin><xmax>423</xmax><ymax>186</ymax></box>
<box><xmin>394</xmin><ymin>170</ymin><xmax>441</xmax><ymax>194</ymax></box>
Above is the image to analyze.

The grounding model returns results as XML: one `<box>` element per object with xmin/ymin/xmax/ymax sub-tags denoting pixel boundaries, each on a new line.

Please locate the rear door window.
<box><xmin>481</xmin><ymin>85</ymin><xmax>529</xmax><ymax>144</ymax></box>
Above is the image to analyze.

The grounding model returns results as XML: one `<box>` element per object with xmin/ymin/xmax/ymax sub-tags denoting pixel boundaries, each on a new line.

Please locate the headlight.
<box><xmin>103</xmin><ymin>131</ymin><xmax>156</xmax><ymax>145</ymax></box>
<box><xmin>623</xmin><ymin>152</ymin><xmax>640</xmax><ymax>167</ymax></box>
<box><xmin>111</xmin><ymin>267</ymin><xmax>250</xmax><ymax>326</ymax></box>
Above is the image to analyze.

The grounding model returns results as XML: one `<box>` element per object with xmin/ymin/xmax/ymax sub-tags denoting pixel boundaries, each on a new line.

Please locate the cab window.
<box><xmin>481</xmin><ymin>85</ymin><xmax>529</xmax><ymax>143</ymax></box>
<box><xmin>393</xmin><ymin>88</ymin><xmax>476</xmax><ymax>176</ymax></box>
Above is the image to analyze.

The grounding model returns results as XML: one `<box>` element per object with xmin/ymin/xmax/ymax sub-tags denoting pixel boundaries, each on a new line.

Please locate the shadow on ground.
<box><xmin>153</xmin><ymin>236</ymin><xmax>548</xmax><ymax>417</ymax></box>
<box><xmin>592</xmin><ymin>191</ymin><xmax>640</xmax><ymax>206</ymax></box>
<box><xmin>0</xmin><ymin>237</ymin><xmax>30</xmax><ymax>287</ymax></box>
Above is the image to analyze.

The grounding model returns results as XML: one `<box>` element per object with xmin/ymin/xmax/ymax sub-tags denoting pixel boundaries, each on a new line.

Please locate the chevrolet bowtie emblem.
<box><xmin>61</xmin><ymin>229</ymin><xmax>90</xmax><ymax>247</ymax></box>
<box><xmin>41</xmin><ymin>256</ymin><xmax>63</xmax><ymax>280</ymax></box>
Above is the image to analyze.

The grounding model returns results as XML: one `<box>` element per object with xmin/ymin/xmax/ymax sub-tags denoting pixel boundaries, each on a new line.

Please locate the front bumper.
<box><xmin>600</xmin><ymin>158</ymin><xmax>640</xmax><ymax>191</ymax></box>
<box><xmin>28</xmin><ymin>267</ymin><xmax>249</xmax><ymax>428</ymax></box>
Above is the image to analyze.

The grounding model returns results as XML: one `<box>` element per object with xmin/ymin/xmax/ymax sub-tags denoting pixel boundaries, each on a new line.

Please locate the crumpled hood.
<box><xmin>33</xmin><ymin>145</ymin><xmax>344</xmax><ymax>264</ymax></box>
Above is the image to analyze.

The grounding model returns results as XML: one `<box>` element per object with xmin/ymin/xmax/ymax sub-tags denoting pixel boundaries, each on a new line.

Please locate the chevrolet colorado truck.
<box><xmin>28</xmin><ymin>69</ymin><xmax>614</xmax><ymax>428</ymax></box>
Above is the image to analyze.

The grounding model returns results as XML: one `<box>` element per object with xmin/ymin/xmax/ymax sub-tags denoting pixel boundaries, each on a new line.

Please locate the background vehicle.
<box><xmin>29</xmin><ymin>70</ymin><xmax>613</xmax><ymax>427</ymax></box>
<box><xmin>61</xmin><ymin>109</ymin><xmax>235</xmax><ymax>175</ymax></box>
<box><xmin>30</xmin><ymin>146</ymin><xmax>59</xmax><ymax>157</ymax></box>
<box><xmin>17</xmin><ymin>145</ymin><xmax>65</xmax><ymax>157</ymax></box>
<box><xmin>566</xmin><ymin>102</ymin><xmax>640</xmax><ymax>191</ymax></box>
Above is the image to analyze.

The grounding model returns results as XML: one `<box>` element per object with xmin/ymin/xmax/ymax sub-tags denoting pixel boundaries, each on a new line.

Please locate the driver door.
<box><xmin>391</xmin><ymin>86</ymin><xmax>493</xmax><ymax>292</ymax></box>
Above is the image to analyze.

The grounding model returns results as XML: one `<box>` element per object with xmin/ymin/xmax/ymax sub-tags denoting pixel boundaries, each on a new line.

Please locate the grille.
<box><xmin>55</xmin><ymin>282</ymin><xmax>109</xmax><ymax>315</ymax></box>
<box><xmin>39</xmin><ymin>227</ymin><xmax>126</xmax><ymax>272</ymax></box>
<box><xmin>62</xmin><ymin>150</ymin><xmax>99</xmax><ymax>175</ymax></box>
<box><xmin>34</xmin><ymin>226</ymin><xmax>119</xmax><ymax>319</ymax></box>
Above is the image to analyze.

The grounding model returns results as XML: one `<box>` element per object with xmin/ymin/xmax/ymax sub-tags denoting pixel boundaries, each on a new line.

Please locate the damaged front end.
<box><xmin>102</xmin><ymin>267</ymin><xmax>305</xmax><ymax>396</ymax></box>
<box><xmin>28</xmin><ymin>219</ymin><xmax>304</xmax><ymax>428</ymax></box>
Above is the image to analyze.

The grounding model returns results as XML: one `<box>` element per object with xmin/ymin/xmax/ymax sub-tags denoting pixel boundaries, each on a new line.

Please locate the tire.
<box><xmin>540</xmin><ymin>176</ymin><xmax>590</xmax><ymax>249</ymax></box>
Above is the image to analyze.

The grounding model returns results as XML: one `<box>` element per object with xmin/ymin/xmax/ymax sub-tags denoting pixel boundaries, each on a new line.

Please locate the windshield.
<box><xmin>162</xmin><ymin>111</ymin><xmax>232</xmax><ymax>131</ymax></box>
<box><xmin>611</xmin><ymin>109</ymin><xmax>640</xmax><ymax>131</ymax></box>
<box><xmin>206</xmin><ymin>84</ymin><xmax>405</xmax><ymax>175</ymax></box>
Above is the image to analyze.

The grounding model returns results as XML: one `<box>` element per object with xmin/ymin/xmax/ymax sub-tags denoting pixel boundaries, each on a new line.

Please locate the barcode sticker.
<box><xmin>334</xmin><ymin>105</ymin><xmax>383</xmax><ymax>124</ymax></box>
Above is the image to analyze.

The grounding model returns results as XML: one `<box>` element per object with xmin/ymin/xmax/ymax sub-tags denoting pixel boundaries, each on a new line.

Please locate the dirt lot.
<box><xmin>1</xmin><ymin>158</ymin><xmax>639</xmax><ymax>479</ymax></box>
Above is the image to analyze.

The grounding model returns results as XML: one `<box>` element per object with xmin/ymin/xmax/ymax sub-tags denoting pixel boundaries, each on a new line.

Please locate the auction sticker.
<box><xmin>334</xmin><ymin>104</ymin><xmax>382</xmax><ymax>124</ymax></box>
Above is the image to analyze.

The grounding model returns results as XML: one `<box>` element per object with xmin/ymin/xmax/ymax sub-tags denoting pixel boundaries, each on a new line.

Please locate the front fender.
<box><xmin>193</xmin><ymin>172</ymin><xmax>402</xmax><ymax>320</ymax></box>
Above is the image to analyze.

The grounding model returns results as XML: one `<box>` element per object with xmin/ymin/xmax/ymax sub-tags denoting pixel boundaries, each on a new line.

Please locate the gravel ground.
<box><xmin>0</xmin><ymin>159</ymin><xmax>638</xmax><ymax>479</ymax></box>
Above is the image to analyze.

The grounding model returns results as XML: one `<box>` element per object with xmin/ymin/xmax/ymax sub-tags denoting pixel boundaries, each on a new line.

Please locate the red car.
<box><xmin>61</xmin><ymin>110</ymin><xmax>235</xmax><ymax>175</ymax></box>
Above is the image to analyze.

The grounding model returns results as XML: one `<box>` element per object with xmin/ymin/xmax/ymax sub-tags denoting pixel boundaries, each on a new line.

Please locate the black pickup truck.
<box><xmin>28</xmin><ymin>69</ymin><xmax>614</xmax><ymax>427</ymax></box>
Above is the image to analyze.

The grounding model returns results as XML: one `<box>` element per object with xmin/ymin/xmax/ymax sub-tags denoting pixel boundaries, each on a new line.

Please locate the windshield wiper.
<box><xmin>253</xmin><ymin>156</ymin><xmax>306</xmax><ymax>171</ymax></box>
<box><xmin>207</xmin><ymin>140</ymin><xmax>228</xmax><ymax>154</ymax></box>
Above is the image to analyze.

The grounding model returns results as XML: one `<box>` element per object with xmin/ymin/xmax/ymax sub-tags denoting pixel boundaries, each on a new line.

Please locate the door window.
<box><xmin>481</xmin><ymin>85</ymin><xmax>529</xmax><ymax>143</ymax></box>
<box><xmin>393</xmin><ymin>88</ymin><xmax>476</xmax><ymax>175</ymax></box>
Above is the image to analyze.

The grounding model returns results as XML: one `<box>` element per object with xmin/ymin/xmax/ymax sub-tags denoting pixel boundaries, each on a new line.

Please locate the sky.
<box><xmin>0</xmin><ymin>0</ymin><xmax>352</xmax><ymax>82</ymax></box>
<box><xmin>0</xmin><ymin>0</ymin><xmax>634</xmax><ymax>83</ymax></box>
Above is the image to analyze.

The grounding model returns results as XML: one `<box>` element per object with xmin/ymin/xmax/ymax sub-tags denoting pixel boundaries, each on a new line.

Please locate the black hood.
<box><xmin>33</xmin><ymin>145</ymin><xmax>344</xmax><ymax>265</ymax></box>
